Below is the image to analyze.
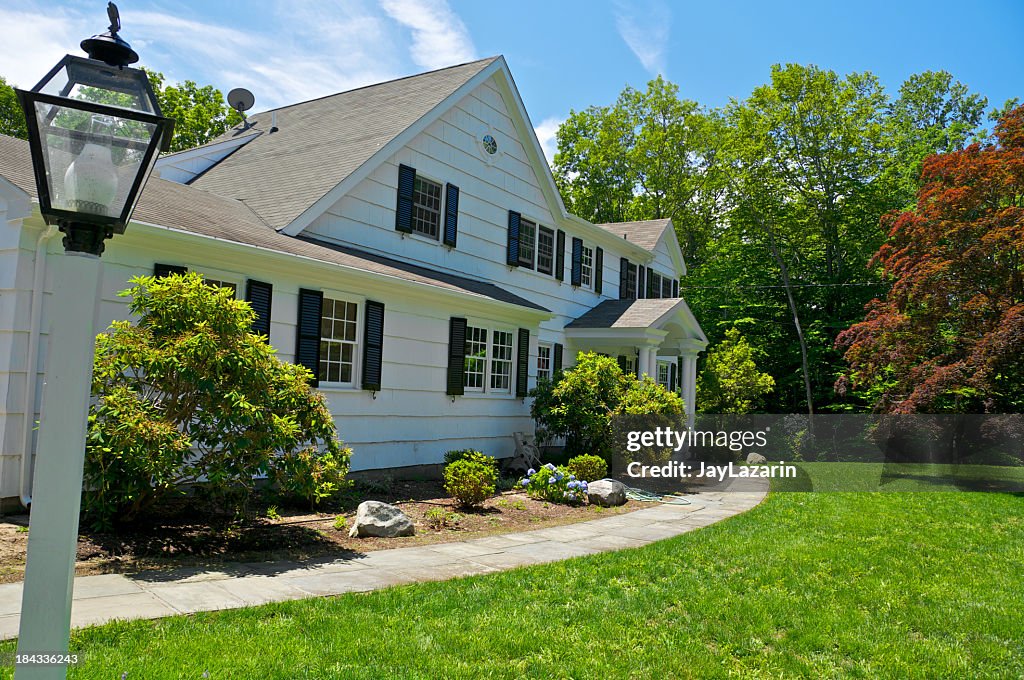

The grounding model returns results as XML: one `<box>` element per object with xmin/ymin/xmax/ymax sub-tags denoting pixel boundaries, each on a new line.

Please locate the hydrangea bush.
<box><xmin>520</xmin><ymin>463</ymin><xmax>589</xmax><ymax>505</ymax></box>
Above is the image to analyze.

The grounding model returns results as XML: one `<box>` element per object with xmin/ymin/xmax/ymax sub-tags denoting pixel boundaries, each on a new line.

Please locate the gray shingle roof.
<box><xmin>190</xmin><ymin>57</ymin><xmax>499</xmax><ymax>230</ymax></box>
<box><xmin>594</xmin><ymin>218</ymin><xmax>671</xmax><ymax>251</ymax></box>
<box><xmin>0</xmin><ymin>134</ymin><xmax>547</xmax><ymax>313</ymax></box>
<box><xmin>565</xmin><ymin>298</ymin><xmax>683</xmax><ymax>329</ymax></box>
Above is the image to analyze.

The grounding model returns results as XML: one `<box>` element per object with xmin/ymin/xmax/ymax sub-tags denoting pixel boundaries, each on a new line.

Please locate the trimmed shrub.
<box><xmin>520</xmin><ymin>463</ymin><xmax>588</xmax><ymax>505</ymax></box>
<box><xmin>444</xmin><ymin>459</ymin><xmax>497</xmax><ymax>508</ymax></box>
<box><xmin>567</xmin><ymin>454</ymin><xmax>608</xmax><ymax>482</ymax></box>
<box><xmin>443</xmin><ymin>449</ymin><xmax>497</xmax><ymax>469</ymax></box>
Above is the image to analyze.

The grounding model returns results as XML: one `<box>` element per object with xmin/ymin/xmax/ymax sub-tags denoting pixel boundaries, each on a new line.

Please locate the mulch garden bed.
<box><xmin>0</xmin><ymin>479</ymin><xmax>639</xmax><ymax>583</ymax></box>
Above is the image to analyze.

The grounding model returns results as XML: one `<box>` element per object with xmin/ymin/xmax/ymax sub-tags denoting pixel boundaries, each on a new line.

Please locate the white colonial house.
<box><xmin>0</xmin><ymin>56</ymin><xmax>706</xmax><ymax>507</ymax></box>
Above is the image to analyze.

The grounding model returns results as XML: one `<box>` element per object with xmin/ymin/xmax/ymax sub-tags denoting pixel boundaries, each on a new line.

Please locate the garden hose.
<box><xmin>623</xmin><ymin>485</ymin><xmax>691</xmax><ymax>505</ymax></box>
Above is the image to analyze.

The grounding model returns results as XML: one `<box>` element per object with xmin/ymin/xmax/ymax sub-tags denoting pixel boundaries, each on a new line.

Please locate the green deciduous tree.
<box><xmin>85</xmin><ymin>273</ymin><xmax>349</xmax><ymax>528</ymax></box>
<box><xmin>697</xmin><ymin>327</ymin><xmax>775</xmax><ymax>413</ymax></box>
<box><xmin>144</xmin><ymin>69</ymin><xmax>244</xmax><ymax>152</ymax></box>
<box><xmin>0</xmin><ymin>76</ymin><xmax>27</xmax><ymax>140</ymax></box>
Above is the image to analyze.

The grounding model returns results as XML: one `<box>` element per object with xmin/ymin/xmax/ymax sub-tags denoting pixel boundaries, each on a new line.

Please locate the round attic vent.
<box><xmin>482</xmin><ymin>133</ymin><xmax>498</xmax><ymax>155</ymax></box>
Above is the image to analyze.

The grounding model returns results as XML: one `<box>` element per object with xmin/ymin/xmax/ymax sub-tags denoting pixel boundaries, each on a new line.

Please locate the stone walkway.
<box><xmin>0</xmin><ymin>479</ymin><xmax>767</xmax><ymax>640</ymax></box>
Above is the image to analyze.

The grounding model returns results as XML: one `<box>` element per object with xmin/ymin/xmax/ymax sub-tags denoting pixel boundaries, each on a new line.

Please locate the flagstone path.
<box><xmin>0</xmin><ymin>478</ymin><xmax>767</xmax><ymax>640</ymax></box>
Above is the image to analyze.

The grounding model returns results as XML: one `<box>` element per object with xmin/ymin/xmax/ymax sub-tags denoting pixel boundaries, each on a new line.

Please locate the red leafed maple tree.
<box><xmin>836</xmin><ymin>105</ymin><xmax>1024</xmax><ymax>413</ymax></box>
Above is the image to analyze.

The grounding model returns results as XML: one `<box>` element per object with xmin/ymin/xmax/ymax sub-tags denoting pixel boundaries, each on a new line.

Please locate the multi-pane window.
<box><xmin>464</xmin><ymin>326</ymin><xmax>488</xmax><ymax>390</ymax></box>
<box><xmin>581</xmin><ymin>246</ymin><xmax>594</xmax><ymax>288</ymax></box>
<box><xmin>537</xmin><ymin>226</ymin><xmax>554</xmax><ymax>275</ymax></box>
<box><xmin>204</xmin><ymin>278</ymin><xmax>237</xmax><ymax>297</ymax></box>
<box><xmin>648</xmin><ymin>271</ymin><xmax>661</xmax><ymax>299</ymax></box>
<box><xmin>657</xmin><ymin>361</ymin><xmax>670</xmax><ymax>387</ymax></box>
<box><xmin>662</xmin><ymin>276</ymin><xmax>674</xmax><ymax>298</ymax></box>
<box><xmin>537</xmin><ymin>344</ymin><xmax>552</xmax><ymax>381</ymax></box>
<box><xmin>319</xmin><ymin>297</ymin><xmax>358</xmax><ymax>384</ymax></box>
<box><xmin>490</xmin><ymin>330</ymin><xmax>513</xmax><ymax>392</ymax></box>
<box><xmin>518</xmin><ymin>218</ymin><xmax>537</xmax><ymax>268</ymax></box>
<box><xmin>412</xmin><ymin>176</ymin><xmax>442</xmax><ymax>239</ymax></box>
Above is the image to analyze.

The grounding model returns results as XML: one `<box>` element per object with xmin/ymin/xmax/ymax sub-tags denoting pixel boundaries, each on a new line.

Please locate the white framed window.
<box><xmin>537</xmin><ymin>343</ymin><xmax>552</xmax><ymax>381</ymax></box>
<box><xmin>624</xmin><ymin>355</ymin><xmax>637</xmax><ymax>377</ymax></box>
<box><xmin>626</xmin><ymin>264</ymin><xmax>637</xmax><ymax>299</ymax></box>
<box><xmin>319</xmin><ymin>297</ymin><xmax>358</xmax><ymax>385</ymax></box>
<box><xmin>412</xmin><ymin>175</ymin><xmax>442</xmax><ymax>239</ymax></box>
<box><xmin>518</xmin><ymin>218</ymin><xmax>537</xmax><ymax>268</ymax></box>
<box><xmin>537</xmin><ymin>226</ymin><xmax>554</xmax><ymax>275</ymax></box>
<box><xmin>464</xmin><ymin>326</ymin><xmax>488</xmax><ymax>391</ymax></box>
<box><xmin>662</xmin><ymin>275</ymin><xmax>673</xmax><ymax>298</ymax></box>
<box><xmin>202</xmin><ymin>278</ymin><xmax>238</xmax><ymax>297</ymax></box>
<box><xmin>648</xmin><ymin>271</ymin><xmax>661</xmax><ymax>299</ymax></box>
<box><xmin>489</xmin><ymin>329</ymin><xmax>514</xmax><ymax>392</ymax></box>
<box><xmin>581</xmin><ymin>245</ymin><xmax>594</xmax><ymax>288</ymax></box>
<box><xmin>657</xmin><ymin>360</ymin><xmax>670</xmax><ymax>387</ymax></box>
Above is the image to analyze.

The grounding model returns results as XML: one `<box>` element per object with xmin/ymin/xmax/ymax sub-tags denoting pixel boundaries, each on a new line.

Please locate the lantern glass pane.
<box><xmin>38</xmin><ymin>59</ymin><xmax>157</xmax><ymax>115</ymax></box>
<box><xmin>33</xmin><ymin>100</ymin><xmax>156</xmax><ymax>219</ymax></box>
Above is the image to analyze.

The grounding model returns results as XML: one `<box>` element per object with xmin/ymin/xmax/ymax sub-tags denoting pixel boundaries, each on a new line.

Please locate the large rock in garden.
<box><xmin>348</xmin><ymin>501</ymin><xmax>415</xmax><ymax>538</ymax></box>
<box><xmin>746</xmin><ymin>452</ymin><xmax>767</xmax><ymax>465</ymax></box>
<box><xmin>587</xmin><ymin>479</ymin><xmax>627</xmax><ymax>507</ymax></box>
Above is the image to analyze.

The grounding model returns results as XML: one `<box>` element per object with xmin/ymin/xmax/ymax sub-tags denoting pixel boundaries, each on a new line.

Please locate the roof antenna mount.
<box><xmin>227</xmin><ymin>87</ymin><xmax>255</xmax><ymax>129</ymax></box>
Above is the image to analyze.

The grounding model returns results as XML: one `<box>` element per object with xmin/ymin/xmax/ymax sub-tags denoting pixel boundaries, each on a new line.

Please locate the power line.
<box><xmin>681</xmin><ymin>281</ymin><xmax>888</xmax><ymax>290</ymax></box>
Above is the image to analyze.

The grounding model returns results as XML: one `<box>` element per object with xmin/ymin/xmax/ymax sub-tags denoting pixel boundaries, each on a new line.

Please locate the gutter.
<box><xmin>19</xmin><ymin>225</ymin><xmax>58</xmax><ymax>508</ymax></box>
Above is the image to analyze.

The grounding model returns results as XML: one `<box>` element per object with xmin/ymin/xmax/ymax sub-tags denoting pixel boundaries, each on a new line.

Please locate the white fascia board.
<box><xmin>563</xmin><ymin>327</ymin><xmax>669</xmax><ymax>343</ymax></box>
<box><xmin>563</xmin><ymin>213</ymin><xmax>654</xmax><ymax>262</ymax></box>
<box><xmin>279</xmin><ymin>59</ymin><xmax>507</xmax><ymax>237</ymax></box>
<box><xmin>125</xmin><ymin>218</ymin><xmax>554</xmax><ymax>323</ymax></box>
<box><xmin>650</xmin><ymin>298</ymin><xmax>708</xmax><ymax>345</ymax></box>
<box><xmin>154</xmin><ymin>132</ymin><xmax>262</xmax><ymax>175</ymax></box>
<box><xmin>657</xmin><ymin>219</ymin><xmax>687</xmax><ymax>276</ymax></box>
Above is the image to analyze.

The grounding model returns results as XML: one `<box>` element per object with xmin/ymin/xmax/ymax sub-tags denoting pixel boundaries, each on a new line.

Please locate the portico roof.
<box><xmin>564</xmin><ymin>298</ymin><xmax>708</xmax><ymax>350</ymax></box>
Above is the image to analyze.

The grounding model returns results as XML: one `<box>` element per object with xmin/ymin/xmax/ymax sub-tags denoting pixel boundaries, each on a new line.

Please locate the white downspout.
<box><xmin>19</xmin><ymin>225</ymin><xmax>58</xmax><ymax>508</ymax></box>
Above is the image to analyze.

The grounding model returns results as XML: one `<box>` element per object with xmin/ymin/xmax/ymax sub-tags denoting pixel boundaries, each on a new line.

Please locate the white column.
<box><xmin>16</xmin><ymin>251</ymin><xmax>102</xmax><ymax>680</ymax></box>
<box><xmin>638</xmin><ymin>345</ymin><xmax>652</xmax><ymax>378</ymax></box>
<box><xmin>682</xmin><ymin>353</ymin><xmax>698</xmax><ymax>427</ymax></box>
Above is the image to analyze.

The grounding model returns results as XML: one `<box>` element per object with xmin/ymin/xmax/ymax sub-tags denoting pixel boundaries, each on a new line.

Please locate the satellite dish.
<box><xmin>227</xmin><ymin>87</ymin><xmax>255</xmax><ymax>115</ymax></box>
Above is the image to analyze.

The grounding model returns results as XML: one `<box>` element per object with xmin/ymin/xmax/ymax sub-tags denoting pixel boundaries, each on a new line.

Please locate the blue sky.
<box><xmin>3</xmin><ymin>0</ymin><xmax>1022</xmax><ymax>160</ymax></box>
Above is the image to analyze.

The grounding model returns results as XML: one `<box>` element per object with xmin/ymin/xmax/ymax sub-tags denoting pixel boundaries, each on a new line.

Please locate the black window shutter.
<box><xmin>570</xmin><ymin>237</ymin><xmax>583</xmax><ymax>287</ymax></box>
<box><xmin>617</xmin><ymin>355</ymin><xmax>627</xmax><ymax>371</ymax></box>
<box><xmin>677</xmin><ymin>356</ymin><xmax>684</xmax><ymax>395</ymax></box>
<box><xmin>516</xmin><ymin>328</ymin><xmax>530</xmax><ymax>398</ymax></box>
<box><xmin>669</xmin><ymin>361</ymin><xmax>677</xmax><ymax>392</ymax></box>
<box><xmin>507</xmin><ymin>210</ymin><xmax>521</xmax><ymax>266</ymax></box>
<box><xmin>673</xmin><ymin>279</ymin><xmax>680</xmax><ymax>298</ymax></box>
<box><xmin>395</xmin><ymin>164</ymin><xmax>416</xmax><ymax>233</ymax></box>
<box><xmin>362</xmin><ymin>300</ymin><xmax>385</xmax><ymax>391</ymax></box>
<box><xmin>594</xmin><ymin>247</ymin><xmax>604</xmax><ymax>294</ymax></box>
<box><xmin>447</xmin><ymin>317</ymin><xmax>467</xmax><ymax>395</ymax></box>
<box><xmin>296</xmin><ymin>288</ymin><xmax>324</xmax><ymax>387</ymax></box>
<box><xmin>619</xmin><ymin>258</ymin><xmax>629</xmax><ymax>299</ymax></box>
<box><xmin>637</xmin><ymin>266</ymin><xmax>646</xmax><ymax>299</ymax></box>
<box><xmin>553</xmin><ymin>342</ymin><xmax>564</xmax><ymax>375</ymax></box>
<box><xmin>154</xmin><ymin>263</ymin><xmax>187</xmax><ymax>277</ymax></box>
<box><xmin>555</xmin><ymin>230</ymin><xmax>566</xmax><ymax>281</ymax></box>
<box><xmin>245</xmin><ymin>280</ymin><xmax>273</xmax><ymax>340</ymax></box>
<box><xmin>443</xmin><ymin>183</ymin><xmax>460</xmax><ymax>247</ymax></box>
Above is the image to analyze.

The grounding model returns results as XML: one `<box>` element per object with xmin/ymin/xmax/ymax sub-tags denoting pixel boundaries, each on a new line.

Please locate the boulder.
<box><xmin>746</xmin><ymin>452</ymin><xmax>767</xmax><ymax>465</ymax></box>
<box><xmin>587</xmin><ymin>479</ymin><xmax>627</xmax><ymax>507</ymax></box>
<box><xmin>348</xmin><ymin>501</ymin><xmax>415</xmax><ymax>538</ymax></box>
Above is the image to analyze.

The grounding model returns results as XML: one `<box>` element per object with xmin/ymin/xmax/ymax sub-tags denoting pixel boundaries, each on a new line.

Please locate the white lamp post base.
<box><xmin>15</xmin><ymin>251</ymin><xmax>102</xmax><ymax>679</ymax></box>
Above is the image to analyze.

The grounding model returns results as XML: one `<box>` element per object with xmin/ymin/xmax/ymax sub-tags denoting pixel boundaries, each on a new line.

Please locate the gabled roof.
<box><xmin>0</xmin><ymin>134</ymin><xmax>548</xmax><ymax>314</ymax></box>
<box><xmin>566</xmin><ymin>298</ymin><xmax>684</xmax><ymax>329</ymax></box>
<box><xmin>190</xmin><ymin>57</ymin><xmax>499</xmax><ymax>230</ymax></box>
<box><xmin>595</xmin><ymin>219</ymin><xmax>672</xmax><ymax>252</ymax></box>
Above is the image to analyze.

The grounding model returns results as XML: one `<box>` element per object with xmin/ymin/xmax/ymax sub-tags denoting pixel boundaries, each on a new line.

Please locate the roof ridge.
<box><xmin>243</xmin><ymin>56</ymin><xmax>501</xmax><ymax>118</ymax></box>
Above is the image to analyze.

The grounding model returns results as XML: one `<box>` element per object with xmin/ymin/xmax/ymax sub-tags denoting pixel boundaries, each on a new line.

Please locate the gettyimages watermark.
<box><xmin>608</xmin><ymin>414</ymin><xmax>1024</xmax><ymax>493</ymax></box>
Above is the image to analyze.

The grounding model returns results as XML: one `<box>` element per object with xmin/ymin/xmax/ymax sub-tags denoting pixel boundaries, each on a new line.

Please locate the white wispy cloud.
<box><xmin>614</xmin><ymin>0</ymin><xmax>671</xmax><ymax>75</ymax></box>
<box><xmin>378</xmin><ymin>0</ymin><xmax>477</xmax><ymax>70</ymax></box>
<box><xmin>534</xmin><ymin>115</ymin><xmax>564</xmax><ymax>166</ymax></box>
<box><xmin>0</xmin><ymin>0</ymin><xmax>476</xmax><ymax>111</ymax></box>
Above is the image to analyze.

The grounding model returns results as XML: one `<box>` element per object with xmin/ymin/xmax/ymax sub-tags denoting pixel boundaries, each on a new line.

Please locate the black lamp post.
<box><xmin>12</xmin><ymin>5</ymin><xmax>172</xmax><ymax>678</ymax></box>
<box><xmin>15</xmin><ymin>1</ymin><xmax>173</xmax><ymax>255</ymax></box>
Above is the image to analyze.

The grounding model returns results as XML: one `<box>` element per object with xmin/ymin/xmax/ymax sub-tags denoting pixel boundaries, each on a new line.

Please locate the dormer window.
<box><xmin>412</xmin><ymin>175</ymin><xmax>442</xmax><ymax>239</ymax></box>
<box><xmin>580</xmin><ymin>245</ymin><xmax>594</xmax><ymax>288</ymax></box>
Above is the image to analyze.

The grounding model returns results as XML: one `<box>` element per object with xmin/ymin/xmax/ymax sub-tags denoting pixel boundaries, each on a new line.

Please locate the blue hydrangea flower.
<box><xmin>527</xmin><ymin>468</ymin><xmax>536</xmax><ymax>476</ymax></box>
<box><xmin>548</xmin><ymin>476</ymin><xmax>556</xmax><ymax>485</ymax></box>
<box><xmin>569</xmin><ymin>475</ymin><xmax>576</xmax><ymax>481</ymax></box>
<box><xmin>544</xmin><ymin>463</ymin><xmax>556</xmax><ymax>471</ymax></box>
<box><xmin>521</xmin><ymin>479</ymin><xmax>530</xmax><ymax>487</ymax></box>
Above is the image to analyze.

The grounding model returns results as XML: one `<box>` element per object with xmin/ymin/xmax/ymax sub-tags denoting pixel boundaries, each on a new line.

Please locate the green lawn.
<box><xmin>3</xmin><ymin>486</ymin><xmax>1022</xmax><ymax>679</ymax></box>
